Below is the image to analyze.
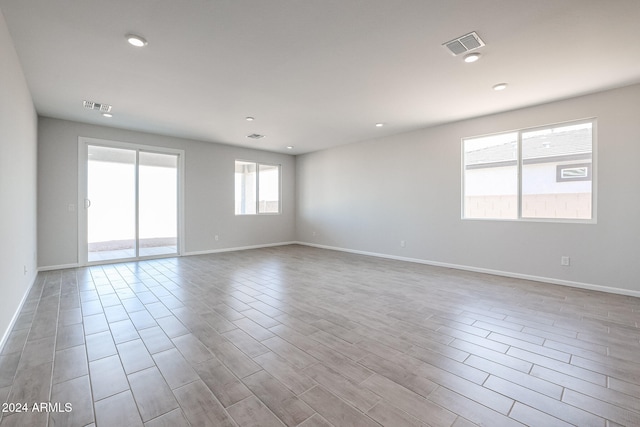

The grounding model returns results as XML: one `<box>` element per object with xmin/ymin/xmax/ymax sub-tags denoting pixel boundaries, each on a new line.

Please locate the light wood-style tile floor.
<box><xmin>1</xmin><ymin>245</ymin><xmax>639</xmax><ymax>426</ymax></box>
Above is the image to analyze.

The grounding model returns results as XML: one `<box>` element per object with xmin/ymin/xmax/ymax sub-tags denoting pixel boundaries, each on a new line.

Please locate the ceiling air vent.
<box><xmin>83</xmin><ymin>100</ymin><xmax>112</xmax><ymax>112</ymax></box>
<box><xmin>246</xmin><ymin>133</ymin><xmax>265</xmax><ymax>139</ymax></box>
<box><xmin>443</xmin><ymin>31</ymin><xmax>485</xmax><ymax>56</ymax></box>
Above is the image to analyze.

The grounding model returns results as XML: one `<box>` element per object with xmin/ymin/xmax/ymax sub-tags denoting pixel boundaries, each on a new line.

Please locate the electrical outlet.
<box><xmin>561</xmin><ymin>256</ymin><xmax>570</xmax><ymax>266</ymax></box>
<box><xmin>214</xmin><ymin>235</ymin><xmax>219</xmax><ymax>241</ymax></box>
<box><xmin>312</xmin><ymin>231</ymin><xmax>317</xmax><ymax>237</ymax></box>
<box><xmin>23</xmin><ymin>265</ymin><xmax>27</xmax><ymax>275</ymax></box>
<box><xmin>400</xmin><ymin>240</ymin><xmax>406</xmax><ymax>248</ymax></box>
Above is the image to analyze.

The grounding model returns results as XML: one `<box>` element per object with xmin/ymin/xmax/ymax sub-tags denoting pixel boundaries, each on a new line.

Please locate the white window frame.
<box><xmin>461</xmin><ymin>118</ymin><xmax>597</xmax><ymax>223</ymax></box>
<box><xmin>234</xmin><ymin>160</ymin><xmax>281</xmax><ymax>215</ymax></box>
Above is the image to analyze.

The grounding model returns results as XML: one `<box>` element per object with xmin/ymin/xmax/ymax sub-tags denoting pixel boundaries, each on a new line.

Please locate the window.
<box><xmin>235</xmin><ymin>160</ymin><xmax>280</xmax><ymax>215</ymax></box>
<box><xmin>463</xmin><ymin>120</ymin><xmax>594</xmax><ymax>221</ymax></box>
<box><xmin>557</xmin><ymin>164</ymin><xmax>591</xmax><ymax>181</ymax></box>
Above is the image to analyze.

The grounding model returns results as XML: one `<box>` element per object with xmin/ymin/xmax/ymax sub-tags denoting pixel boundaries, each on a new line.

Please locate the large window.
<box><xmin>235</xmin><ymin>160</ymin><xmax>280</xmax><ymax>215</ymax></box>
<box><xmin>463</xmin><ymin>120</ymin><xmax>594</xmax><ymax>221</ymax></box>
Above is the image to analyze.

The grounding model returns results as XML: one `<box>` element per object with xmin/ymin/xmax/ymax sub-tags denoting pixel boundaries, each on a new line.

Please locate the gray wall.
<box><xmin>0</xmin><ymin>9</ymin><xmax>38</xmax><ymax>345</ymax></box>
<box><xmin>296</xmin><ymin>84</ymin><xmax>640</xmax><ymax>295</ymax></box>
<box><xmin>38</xmin><ymin>118</ymin><xmax>296</xmax><ymax>268</ymax></box>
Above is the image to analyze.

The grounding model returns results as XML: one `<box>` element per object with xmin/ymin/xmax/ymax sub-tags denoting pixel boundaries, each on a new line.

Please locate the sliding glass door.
<box><xmin>138</xmin><ymin>151</ymin><xmax>178</xmax><ymax>258</ymax></box>
<box><xmin>81</xmin><ymin>139</ymin><xmax>182</xmax><ymax>263</ymax></box>
<box><xmin>87</xmin><ymin>145</ymin><xmax>137</xmax><ymax>261</ymax></box>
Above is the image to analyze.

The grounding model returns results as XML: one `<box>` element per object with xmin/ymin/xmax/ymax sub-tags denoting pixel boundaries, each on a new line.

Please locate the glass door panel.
<box><xmin>139</xmin><ymin>151</ymin><xmax>178</xmax><ymax>257</ymax></box>
<box><xmin>87</xmin><ymin>145</ymin><xmax>137</xmax><ymax>262</ymax></box>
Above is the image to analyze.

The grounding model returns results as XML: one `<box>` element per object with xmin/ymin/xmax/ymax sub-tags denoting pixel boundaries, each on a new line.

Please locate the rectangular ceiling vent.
<box><xmin>246</xmin><ymin>133</ymin><xmax>265</xmax><ymax>139</ymax></box>
<box><xmin>443</xmin><ymin>31</ymin><xmax>485</xmax><ymax>56</ymax></box>
<box><xmin>83</xmin><ymin>100</ymin><xmax>112</xmax><ymax>112</ymax></box>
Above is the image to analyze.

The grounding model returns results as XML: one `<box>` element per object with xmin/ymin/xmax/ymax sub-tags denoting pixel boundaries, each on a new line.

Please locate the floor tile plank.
<box><xmin>361</xmin><ymin>374</ymin><xmax>457</xmax><ymax>426</ymax></box>
<box><xmin>143</xmin><ymin>408</ymin><xmax>190</xmax><ymax>427</ymax></box>
<box><xmin>303</xmin><ymin>363</ymin><xmax>380</xmax><ymax>412</ymax></box>
<box><xmin>561</xmin><ymin>389</ymin><xmax>640</xmax><ymax>426</ymax></box>
<box><xmin>484</xmin><ymin>375</ymin><xmax>606</xmax><ymax>426</ymax></box>
<box><xmin>261</xmin><ymin>336</ymin><xmax>317</xmax><ymax>370</ymax></box>
<box><xmin>88</xmin><ymin>354</ymin><xmax>129</xmax><ymax>401</ymax></box>
<box><xmin>253</xmin><ymin>351</ymin><xmax>317</xmax><ymax>396</ymax></box>
<box><xmin>192</xmin><ymin>357</ymin><xmax>253</xmax><ymax>407</ymax></box>
<box><xmin>366</xmin><ymin>400</ymin><xmax>427</xmax><ymax>427</ymax></box>
<box><xmin>49</xmin><ymin>375</ymin><xmax>94</xmax><ymax>427</ymax></box>
<box><xmin>428</xmin><ymin>386</ymin><xmax>522</xmax><ymax>427</ymax></box>
<box><xmin>227</xmin><ymin>395</ymin><xmax>285</xmax><ymax>427</ymax></box>
<box><xmin>152</xmin><ymin>348</ymin><xmax>199</xmax><ymax>390</ymax></box>
<box><xmin>128</xmin><ymin>366</ymin><xmax>179</xmax><ymax>422</ymax></box>
<box><xmin>299</xmin><ymin>386</ymin><xmax>380</xmax><ymax>427</ymax></box>
<box><xmin>508</xmin><ymin>402</ymin><xmax>573</xmax><ymax>427</ymax></box>
<box><xmin>94</xmin><ymin>390</ymin><xmax>143</xmax><ymax>427</ymax></box>
<box><xmin>242</xmin><ymin>370</ymin><xmax>314</xmax><ymax>426</ymax></box>
<box><xmin>117</xmin><ymin>339</ymin><xmax>155</xmax><ymax>374</ymax></box>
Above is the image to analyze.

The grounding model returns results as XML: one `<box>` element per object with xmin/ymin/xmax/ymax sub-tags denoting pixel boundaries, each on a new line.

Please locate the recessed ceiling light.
<box><xmin>126</xmin><ymin>34</ymin><xmax>148</xmax><ymax>47</ymax></box>
<box><xmin>375</xmin><ymin>123</ymin><xmax>384</xmax><ymax>127</ymax></box>
<box><xmin>102</xmin><ymin>113</ymin><xmax>113</xmax><ymax>118</ymax></box>
<box><xmin>286</xmin><ymin>146</ymin><xmax>294</xmax><ymax>150</ymax></box>
<box><xmin>464</xmin><ymin>53</ymin><xmax>481</xmax><ymax>63</ymax></box>
<box><xmin>493</xmin><ymin>83</ymin><xmax>508</xmax><ymax>91</ymax></box>
<box><xmin>245</xmin><ymin>116</ymin><xmax>255</xmax><ymax>121</ymax></box>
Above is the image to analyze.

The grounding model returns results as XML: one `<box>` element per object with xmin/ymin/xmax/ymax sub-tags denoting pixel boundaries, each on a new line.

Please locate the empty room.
<box><xmin>1</xmin><ymin>0</ymin><xmax>640</xmax><ymax>426</ymax></box>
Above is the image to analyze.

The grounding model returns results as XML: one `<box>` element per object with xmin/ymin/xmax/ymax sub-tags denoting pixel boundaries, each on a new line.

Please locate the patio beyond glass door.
<box><xmin>86</xmin><ymin>144</ymin><xmax>179</xmax><ymax>263</ymax></box>
<box><xmin>139</xmin><ymin>151</ymin><xmax>178</xmax><ymax>257</ymax></box>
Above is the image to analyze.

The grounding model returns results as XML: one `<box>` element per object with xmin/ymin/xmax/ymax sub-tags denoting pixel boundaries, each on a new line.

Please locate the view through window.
<box><xmin>463</xmin><ymin>120</ymin><xmax>594</xmax><ymax>220</ymax></box>
<box><xmin>235</xmin><ymin>161</ymin><xmax>280</xmax><ymax>215</ymax></box>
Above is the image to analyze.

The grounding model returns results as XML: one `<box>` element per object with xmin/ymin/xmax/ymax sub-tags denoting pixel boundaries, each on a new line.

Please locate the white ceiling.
<box><xmin>2</xmin><ymin>0</ymin><xmax>640</xmax><ymax>154</ymax></box>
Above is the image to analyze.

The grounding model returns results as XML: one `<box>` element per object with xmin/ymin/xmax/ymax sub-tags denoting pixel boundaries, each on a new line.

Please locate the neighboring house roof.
<box><xmin>465</xmin><ymin>128</ymin><xmax>592</xmax><ymax>167</ymax></box>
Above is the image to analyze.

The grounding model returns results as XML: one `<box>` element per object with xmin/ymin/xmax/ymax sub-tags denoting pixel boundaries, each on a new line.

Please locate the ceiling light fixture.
<box><xmin>245</xmin><ymin>116</ymin><xmax>255</xmax><ymax>121</ymax></box>
<box><xmin>464</xmin><ymin>53</ymin><xmax>481</xmax><ymax>63</ymax></box>
<box><xmin>126</xmin><ymin>34</ymin><xmax>148</xmax><ymax>47</ymax></box>
<box><xmin>375</xmin><ymin>123</ymin><xmax>384</xmax><ymax>127</ymax></box>
<box><xmin>493</xmin><ymin>83</ymin><xmax>508</xmax><ymax>91</ymax></box>
<box><xmin>286</xmin><ymin>146</ymin><xmax>294</xmax><ymax>150</ymax></box>
<box><xmin>102</xmin><ymin>113</ymin><xmax>113</xmax><ymax>118</ymax></box>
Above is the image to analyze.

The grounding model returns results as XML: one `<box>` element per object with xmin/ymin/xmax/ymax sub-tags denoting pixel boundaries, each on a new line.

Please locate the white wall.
<box><xmin>0</xmin><ymin>9</ymin><xmax>38</xmax><ymax>346</ymax></box>
<box><xmin>38</xmin><ymin>118</ymin><xmax>296</xmax><ymax>268</ymax></box>
<box><xmin>297</xmin><ymin>84</ymin><xmax>640</xmax><ymax>295</ymax></box>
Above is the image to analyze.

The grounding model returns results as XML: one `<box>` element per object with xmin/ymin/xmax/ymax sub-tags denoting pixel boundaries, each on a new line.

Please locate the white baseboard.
<box><xmin>295</xmin><ymin>241</ymin><xmax>640</xmax><ymax>299</ymax></box>
<box><xmin>0</xmin><ymin>272</ymin><xmax>38</xmax><ymax>354</ymax></box>
<box><xmin>183</xmin><ymin>241</ymin><xmax>298</xmax><ymax>257</ymax></box>
<box><xmin>38</xmin><ymin>262</ymin><xmax>80</xmax><ymax>272</ymax></box>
